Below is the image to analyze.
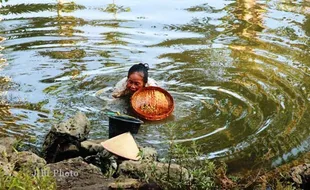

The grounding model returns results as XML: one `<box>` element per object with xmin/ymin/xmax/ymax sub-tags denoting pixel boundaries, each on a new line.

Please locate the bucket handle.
<box><xmin>104</xmin><ymin>111</ymin><xmax>121</xmax><ymax>116</ymax></box>
<box><xmin>104</xmin><ymin>111</ymin><xmax>139</xmax><ymax>120</ymax></box>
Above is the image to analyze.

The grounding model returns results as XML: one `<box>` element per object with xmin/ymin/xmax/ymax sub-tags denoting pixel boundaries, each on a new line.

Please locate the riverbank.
<box><xmin>0</xmin><ymin>112</ymin><xmax>309</xmax><ymax>189</ymax></box>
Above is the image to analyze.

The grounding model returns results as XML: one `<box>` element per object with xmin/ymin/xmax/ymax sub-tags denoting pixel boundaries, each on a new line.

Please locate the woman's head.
<box><xmin>126</xmin><ymin>63</ymin><xmax>149</xmax><ymax>94</ymax></box>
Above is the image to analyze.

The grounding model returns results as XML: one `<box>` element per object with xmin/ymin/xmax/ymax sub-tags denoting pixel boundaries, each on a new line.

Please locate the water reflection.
<box><xmin>145</xmin><ymin>0</ymin><xmax>310</xmax><ymax>170</ymax></box>
<box><xmin>0</xmin><ymin>26</ymin><xmax>46</xmax><ymax>142</ymax></box>
<box><xmin>56</xmin><ymin>1</ymin><xmax>85</xmax><ymax>37</ymax></box>
<box><xmin>220</xmin><ymin>0</ymin><xmax>309</xmax><ymax>170</ymax></box>
<box><xmin>0</xmin><ymin>21</ymin><xmax>10</xmax><ymax>135</ymax></box>
<box><xmin>0</xmin><ymin>0</ymin><xmax>309</xmax><ymax>172</ymax></box>
<box><xmin>102</xmin><ymin>0</ymin><xmax>131</xmax><ymax>15</ymax></box>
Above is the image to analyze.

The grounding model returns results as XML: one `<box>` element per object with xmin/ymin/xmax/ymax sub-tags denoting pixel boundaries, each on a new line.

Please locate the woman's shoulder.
<box><xmin>146</xmin><ymin>77</ymin><xmax>159</xmax><ymax>87</ymax></box>
<box><xmin>112</xmin><ymin>77</ymin><xmax>128</xmax><ymax>98</ymax></box>
<box><xmin>115</xmin><ymin>77</ymin><xmax>127</xmax><ymax>86</ymax></box>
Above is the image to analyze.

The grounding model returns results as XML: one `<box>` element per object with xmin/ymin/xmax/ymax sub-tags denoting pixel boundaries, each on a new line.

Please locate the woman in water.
<box><xmin>112</xmin><ymin>63</ymin><xmax>158</xmax><ymax>98</ymax></box>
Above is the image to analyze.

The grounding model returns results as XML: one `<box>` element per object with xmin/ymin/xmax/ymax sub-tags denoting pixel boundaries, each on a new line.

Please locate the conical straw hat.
<box><xmin>101</xmin><ymin>132</ymin><xmax>140</xmax><ymax>161</ymax></box>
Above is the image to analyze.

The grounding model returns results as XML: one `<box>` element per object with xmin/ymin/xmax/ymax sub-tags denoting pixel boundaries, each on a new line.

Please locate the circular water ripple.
<box><xmin>146</xmin><ymin>55</ymin><xmax>309</xmax><ymax>169</ymax></box>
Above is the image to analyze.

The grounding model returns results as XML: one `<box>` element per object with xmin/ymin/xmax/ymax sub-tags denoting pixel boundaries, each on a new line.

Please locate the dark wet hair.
<box><xmin>127</xmin><ymin>63</ymin><xmax>149</xmax><ymax>84</ymax></box>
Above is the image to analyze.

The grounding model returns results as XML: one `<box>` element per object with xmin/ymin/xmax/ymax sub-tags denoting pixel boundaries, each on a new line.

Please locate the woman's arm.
<box><xmin>112</xmin><ymin>77</ymin><xmax>128</xmax><ymax>98</ymax></box>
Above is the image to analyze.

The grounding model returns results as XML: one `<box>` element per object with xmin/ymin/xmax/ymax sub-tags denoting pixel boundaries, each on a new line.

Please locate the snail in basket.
<box><xmin>141</xmin><ymin>104</ymin><xmax>156</xmax><ymax>114</ymax></box>
<box><xmin>131</xmin><ymin>86</ymin><xmax>174</xmax><ymax>120</ymax></box>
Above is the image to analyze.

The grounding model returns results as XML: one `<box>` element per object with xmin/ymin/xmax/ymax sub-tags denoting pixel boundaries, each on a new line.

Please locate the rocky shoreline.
<box><xmin>0</xmin><ymin>112</ymin><xmax>309</xmax><ymax>189</ymax></box>
<box><xmin>0</xmin><ymin>112</ymin><xmax>188</xmax><ymax>190</ymax></box>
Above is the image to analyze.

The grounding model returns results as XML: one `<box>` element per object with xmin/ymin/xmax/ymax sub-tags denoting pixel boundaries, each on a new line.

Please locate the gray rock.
<box><xmin>0</xmin><ymin>138</ymin><xmax>17</xmax><ymax>176</ymax></box>
<box><xmin>119</xmin><ymin>160</ymin><xmax>189</xmax><ymax>182</ymax></box>
<box><xmin>81</xmin><ymin>139</ymin><xmax>117</xmax><ymax>174</ymax></box>
<box><xmin>83</xmin><ymin>153</ymin><xmax>116</xmax><ymax>175</ymax></box>
<box><xmin>54</xmin><ymin>112</ymin><xmax>90</xmax><ymax>140</ymax></box>
<box><xmin>81</xmin><ymin>139</ymin><xmax>106</xmax><ymax>154</ymax></box>
<box><xmin>44</xmin><ymin>112</ymin><xmax>90</xmax><ymax>141</ymax></box>
<box><xmin>70</xmin><ymin>184</ymin><xmax>109</xmax><ymax>190</ymax></box>
<box><xmin>108</xmin><ymin>178</ymin><xmax>142</xmax><ymax>189</ymax></box>
<box><xmin>139</xmin><ymin>147</ymin><xmax>158</xmax><ymax>161</ymax></box>
<box><xmin>290</xmin><ymin>163</ymin><xmax>310</xmax><ymax>185</ymax></box>
<box><xmin>0</xmin><ymin>145</ymin><xmax>8</xmax><ymax>162</ymax></box>
<box><xmin>42</xmin><ymin>132</ymin><xmax>81</xmax><ymax>163</ymax></box>
<box><xmin>0</xmin><ymin>137</ymin><xmax>17</xmax><ymax>155</ymax></box>
<box><xmin>10</xmin><ymin>151</ymin><xmax>46</xmax><ymax>172</ymax></box>
<box><xmin>46</xmin><ymin>157</ymin><xmax>114</xmax><ymax>190</ymax></box>
<box><xmin>42</xmin><ymin>112</ymin><xmax>90</xmax><ymax>163</ymax></box>
<box><xmin>0</xmin><ymin>160</ymin><xmax>14</xmax><ymax>175</ymax></box>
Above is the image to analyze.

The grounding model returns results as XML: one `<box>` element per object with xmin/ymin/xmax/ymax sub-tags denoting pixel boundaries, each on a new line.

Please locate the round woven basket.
<box><xmin>131</xmin><ymin>86</ymin><xmax>174</xmax><ymax>121</ymax></box>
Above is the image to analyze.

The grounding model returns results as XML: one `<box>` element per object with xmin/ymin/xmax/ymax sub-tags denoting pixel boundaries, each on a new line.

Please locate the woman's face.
<box><xmin>126</xmin><ymin>72</ymin><xmax>145</xmax><ymax>94</ymax></box>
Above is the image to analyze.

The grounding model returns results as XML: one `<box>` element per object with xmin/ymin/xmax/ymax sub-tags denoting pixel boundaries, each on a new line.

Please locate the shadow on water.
<box><xmin>0</xmin><ymin>0</ymin><xmax>309</xmax><ymax>172</ymax></box>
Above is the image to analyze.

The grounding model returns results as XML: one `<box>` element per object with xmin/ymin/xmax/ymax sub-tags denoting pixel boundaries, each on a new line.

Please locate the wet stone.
<box><xmin>11</xmin><ymin>151</ymin><xmax>46</xmax><ymax>172</ymax></box>
<box><xmin>139</xmin><ymin>146</ymin><xmax>158</xmax><ymax>161</ymax></box>
<box><xmin>47</xmin><ymin>157</ymin><xmax>114</xmax><ymax>190</ymax></box>
<box><xmin>0</xmin><ymin>137</ymin><xmax>17</xmax><ymax>155</ymax></box>
<box><xmin>42</xmin><ymin>112</ymin><xmax>90</xmax><ymax>163</ymax></box>
<box><xmin>119</xmin><ymin>160</ymin><xmax>189</xmax><ymax>182</ymax></box>
<box><xmin>290</xmin><ymin>163</ymin><xmax>310</xmax><ymax>185</ymax></box>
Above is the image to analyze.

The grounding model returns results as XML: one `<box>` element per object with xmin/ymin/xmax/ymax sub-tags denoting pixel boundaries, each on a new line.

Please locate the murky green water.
<box><xmin>0</xmin><ymin>0</ymin><xmax>309</xmax><ymax>171</ymax></box>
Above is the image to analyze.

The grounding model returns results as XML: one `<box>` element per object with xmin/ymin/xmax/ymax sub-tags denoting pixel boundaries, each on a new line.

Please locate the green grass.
<box><xmin>0</xmin><ymin>166</ymin><xmax>56</xmax><ymax>190</ymax></box>
<box><xmin>134</xmin><ymin>123</ymin><xmax>219</xmax><ymax>190</ymax></box>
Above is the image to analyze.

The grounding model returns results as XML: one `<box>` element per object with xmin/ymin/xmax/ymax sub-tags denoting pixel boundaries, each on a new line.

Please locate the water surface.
<box><xmin>0</xmin><ymin>0</ymin><xmax>310</xmax><ymax>171</ymax></box>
